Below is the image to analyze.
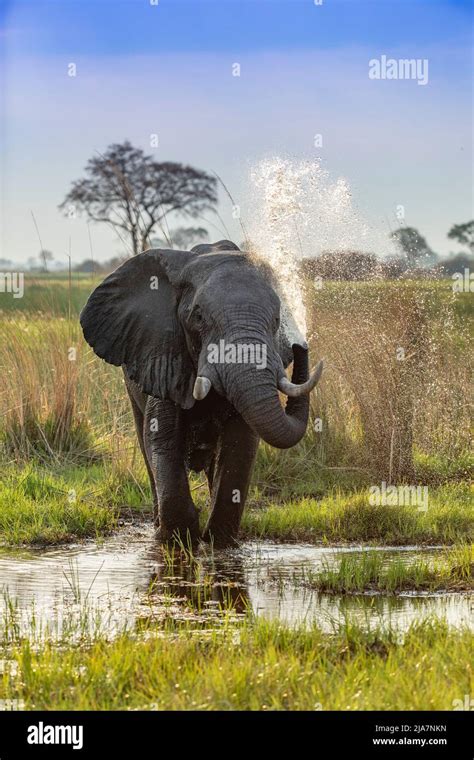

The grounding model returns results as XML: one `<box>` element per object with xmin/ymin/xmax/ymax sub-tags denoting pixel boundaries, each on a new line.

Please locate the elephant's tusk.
<box><xmin>193</xmin><ymin>376</ymin><xmax>212</xmax><ymax>401</ymax></box>
<box><xmin>277</xmin><ymin>360</ymin><xmax>323</xmax><ymax>398</ymax></box>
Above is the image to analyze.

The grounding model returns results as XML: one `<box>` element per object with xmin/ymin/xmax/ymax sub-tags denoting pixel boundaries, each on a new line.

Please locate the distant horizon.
<box><xmin>2</xmin><ymin>244</ymin><xmax>471</xmax><ymax>273</ymax></box>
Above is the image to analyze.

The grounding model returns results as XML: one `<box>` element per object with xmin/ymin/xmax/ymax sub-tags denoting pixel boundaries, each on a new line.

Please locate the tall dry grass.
<box><xmin>0</xmin><ymin>280</ymin><xmax>471</xmax><ymax>487</ymax></box>
<box><xmin>306</xmin><ymin>280</ymin><xmax>472</xmax><ymax>481</ymax></box>
<box><xmin>0</xmin><ymin>316</ymin><xmax>133</xmax><ymax>466</ymax></box>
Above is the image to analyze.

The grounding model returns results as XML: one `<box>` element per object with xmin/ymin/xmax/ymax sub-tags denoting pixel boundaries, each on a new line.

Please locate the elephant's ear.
<box><xmin>80</xmin><ymin>248</ymin><xmax>197</xmax><ymax>408</ymax></box>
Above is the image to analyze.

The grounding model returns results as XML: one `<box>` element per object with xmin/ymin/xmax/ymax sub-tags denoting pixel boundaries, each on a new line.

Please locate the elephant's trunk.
<box><xmin>221</xmin><ymin>344</ymin><xmax>313</xmax><ymax>450</ymax></box>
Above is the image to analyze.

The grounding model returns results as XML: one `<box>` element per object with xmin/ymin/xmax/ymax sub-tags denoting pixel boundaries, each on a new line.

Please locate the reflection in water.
<box><xmin>144</xmin><ymin>546</ymin><xmax>250</xmax><ymax>618</ymax></box>
<box><xmin>0</xmin><ymin>524</ymin><xmax>472</xmax><ymax>637</ymax></box>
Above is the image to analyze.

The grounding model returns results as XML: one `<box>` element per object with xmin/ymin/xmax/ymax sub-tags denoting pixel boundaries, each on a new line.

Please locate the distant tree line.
<box><xmin>302</xmin><ymin>221</ymin><xmax>473</xmax><ymax>281</ymax></box>
<box><xmin>50</xmin><ymin>217</ymin><xmax>474</xmax><ymax>279</ymax></box>
<box><xmin>16</xmin><ymin>140</ymin><xmax>473</xmax><ymax>281</ymax></box>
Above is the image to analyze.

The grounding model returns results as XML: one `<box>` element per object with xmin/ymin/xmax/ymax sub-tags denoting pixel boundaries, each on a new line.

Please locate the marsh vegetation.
<box><xmin>0</xmin><ymin>273</ymin><xmax>472</xmax><ymax>710</ymax></box>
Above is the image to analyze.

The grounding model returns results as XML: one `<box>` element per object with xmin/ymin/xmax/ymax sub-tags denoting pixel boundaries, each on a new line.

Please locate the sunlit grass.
<box><xmin>300</xmin><ymin>544</ymin><xmax>474</xmax><ymax>593</ymax></box>
<box><xmin>0</xmin><ymin>615</ymin><xmax>471</xmax><ymax>710</ymax></box>
<box><xmin>0</xmin><ymin>464</ymin><xmax>148</xmax><ymax>545</ymax></box>
<box><xmin>241</xmin><ymin>482</ymin><xmax>474</xmax><ymax>545</ymax></box>
<box><xmin>1</xmin><ymin>462</ymin><xmax>472</xmax><ymax>546</ymax></box>
<box><xmin>0</xmin><ymin>273</ymin><xmax>97</xmax><ymax>315</ymax></box>
<box><xmin>0</xmin><ymin>278</ymin><xmax>472</xmax><ymax>546</ymax></box>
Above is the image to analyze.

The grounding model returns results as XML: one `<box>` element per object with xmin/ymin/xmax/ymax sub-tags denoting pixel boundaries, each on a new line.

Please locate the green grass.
<box><xmin>0</xmin><ymin>464</ymin><xmax>148</xmax><ymax>545</ymax></box>
<box><xmin>0</xmin><ymin>462</ymin><xmax>472</xmax><ymax>546</ymax></box>
<box><xmin>414</xmin><ymin>450</ymin><xmax>474</xmax><ymax>483</ymax></box>
<box><xmin>0</xmin><ymin>274</ymin><xmax>96</xmax><ymax>316</ymax></box>
<box><xmin>241</xmin><ymin>482</ymin><xmax>474</xmax><ymax>545</ymax></box>
<box><xmin>0</xmin><ymin>276</ymin><xmax>472</xmax><ymax>546</ymax></box>
<box><xmin>253</xmin><ymin>440</ymin><xmax>473</xmax><ymax>503</ymax></box>
<box><xmin>0</xmin><ymin>616</ymin><xmax>471</xmax><ymax>710</ymax></box>
<box><xmin>300</xmin><ymin>544</ymin><xmax>474</xmax><ymax>594</ymax></box>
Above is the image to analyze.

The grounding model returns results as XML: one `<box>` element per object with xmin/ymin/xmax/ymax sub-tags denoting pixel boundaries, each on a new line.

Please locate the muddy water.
<box><xmin>0</xmin><ymin>525</ymin><xmax>472</xmax><ymax>637</ymax></box>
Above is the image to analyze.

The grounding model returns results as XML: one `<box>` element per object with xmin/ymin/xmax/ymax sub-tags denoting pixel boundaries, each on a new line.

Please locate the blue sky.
<box><xmin>3</xmin><ymin>0</ymin><xmax>472</xmax><ymax>54</ymax></box>
<box><xmin>1</xmin><ymin>0</ymin><xmax>472</xmax><ymax>264</ymax></box>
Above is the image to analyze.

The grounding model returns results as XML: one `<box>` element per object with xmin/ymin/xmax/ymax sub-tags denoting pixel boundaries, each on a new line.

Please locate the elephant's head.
<box><xmin>80</xmin><ymin>240</ymin><xmax>322</xmax><ymax>449</ymax></box>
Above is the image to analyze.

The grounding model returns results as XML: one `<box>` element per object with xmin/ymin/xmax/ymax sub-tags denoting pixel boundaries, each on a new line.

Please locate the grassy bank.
<box><xmin>0</xmin><ymin>464</ymin><xmax>145</xmax><ymax>545</ymax></box>
<box><xmin>0</xmin><ymin>463</ymin><xmax>472</xmax><ymax>546</ymax></box>
<box><xmin>300</xmin><ymin>544</ymin><xmax>474</xmax><ymax>594</ymax></box>
<box><xmin>241</xmin><ymin>482</ymin><xmax>473</xmax><ymax>546</ymax></box>
<box><xmin>1</xmin><ymin>617</ymin><xmax>471</xmax><ymax>710</ymax></box>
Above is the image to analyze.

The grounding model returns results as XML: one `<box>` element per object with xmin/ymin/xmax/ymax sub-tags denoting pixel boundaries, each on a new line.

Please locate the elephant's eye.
<box><xmin>273</xmin><ymin>316</ymin><xmax>280</xmax><ymax>332</ymax></box>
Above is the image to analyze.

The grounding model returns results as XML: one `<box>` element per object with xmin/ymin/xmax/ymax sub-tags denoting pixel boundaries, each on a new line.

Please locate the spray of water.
<box><xmin>246</xmin><ymin>157</ymin><xmax>398</xmax><ymax>337</ymax></box>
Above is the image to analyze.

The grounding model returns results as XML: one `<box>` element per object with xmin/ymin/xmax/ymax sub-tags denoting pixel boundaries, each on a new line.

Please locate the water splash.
<box><xmin>246</xmin><ymin>157</ymin><xmax>398</xmax><ymax>336</ymax></box>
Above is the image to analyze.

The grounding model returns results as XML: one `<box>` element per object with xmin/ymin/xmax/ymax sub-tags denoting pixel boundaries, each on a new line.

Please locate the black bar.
<box><xmin>0</xmin><ymin>710</ymin><xmax>471</xmax><ymax>757</ymax></box>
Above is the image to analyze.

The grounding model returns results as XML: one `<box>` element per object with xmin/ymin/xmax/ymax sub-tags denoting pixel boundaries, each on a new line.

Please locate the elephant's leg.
<box><xmin>125</xmin><ymin>380</ymin><xmax>159</xmax><ymax>523</ymax></box>
<box><xmin>145</xmin><ymin>399</ymin><xmax>200</xmax><ymax>545</ymax></box>
<box><xmin>203</xmin><ymin>415</ymin><xmax>259</xmax><ymax>548</ymax></box>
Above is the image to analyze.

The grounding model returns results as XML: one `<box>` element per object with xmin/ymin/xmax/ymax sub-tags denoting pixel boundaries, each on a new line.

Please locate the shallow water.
<box><xmin>0</xmin><ymin>525</ymin><xmax>472</xmax><ymax>637</ymax></box>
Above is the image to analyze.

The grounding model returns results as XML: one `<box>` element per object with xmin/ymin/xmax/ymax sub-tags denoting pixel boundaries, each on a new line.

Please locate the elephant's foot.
<box><xmin>202</xmin><ymin>520</ymin><xmax>241</xmax><ymax>550</ymax></box>
<box><xmin>156</xmin><ymin>505</ymin><xmax>201</xmax><ymax>549</ymax></box>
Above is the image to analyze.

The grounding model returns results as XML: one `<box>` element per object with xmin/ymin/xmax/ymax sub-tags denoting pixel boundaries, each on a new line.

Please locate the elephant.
<box><xmin>80</xmin><ymin>240</ymin><xmax>322</xmax><ymax>548</ymax></box>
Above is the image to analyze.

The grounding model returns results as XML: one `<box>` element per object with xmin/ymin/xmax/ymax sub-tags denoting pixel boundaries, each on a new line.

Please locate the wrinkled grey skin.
<box><xmin>80</xmin><ymin>241</ymin><xmax>318</xmax><ymax>547</ymax></box>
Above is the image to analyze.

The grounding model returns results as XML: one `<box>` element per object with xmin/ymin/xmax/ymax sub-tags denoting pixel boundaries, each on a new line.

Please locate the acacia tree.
<box><xmin>151</xmin><ymin>226</ymin><xmax>208</xmax><ymax>250</ymax></box>
<box><xmin>39</xmin><ymin>249</ymin><xmax>54</xmax><ymax>272</ymax></box>
<box><xmin>447</xmin><ymin>220</ymin><xmax>474</xmax><ymax>254</ymax></box>
<box><xmin>59</xmin><ymin>142</ymin><xmax>217</xmax><ymax>256</ymax></box>
<box><xmin>391</xmin><ymin>227</ymin><xmax>436</xmax><ymax>268</ymax></box>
